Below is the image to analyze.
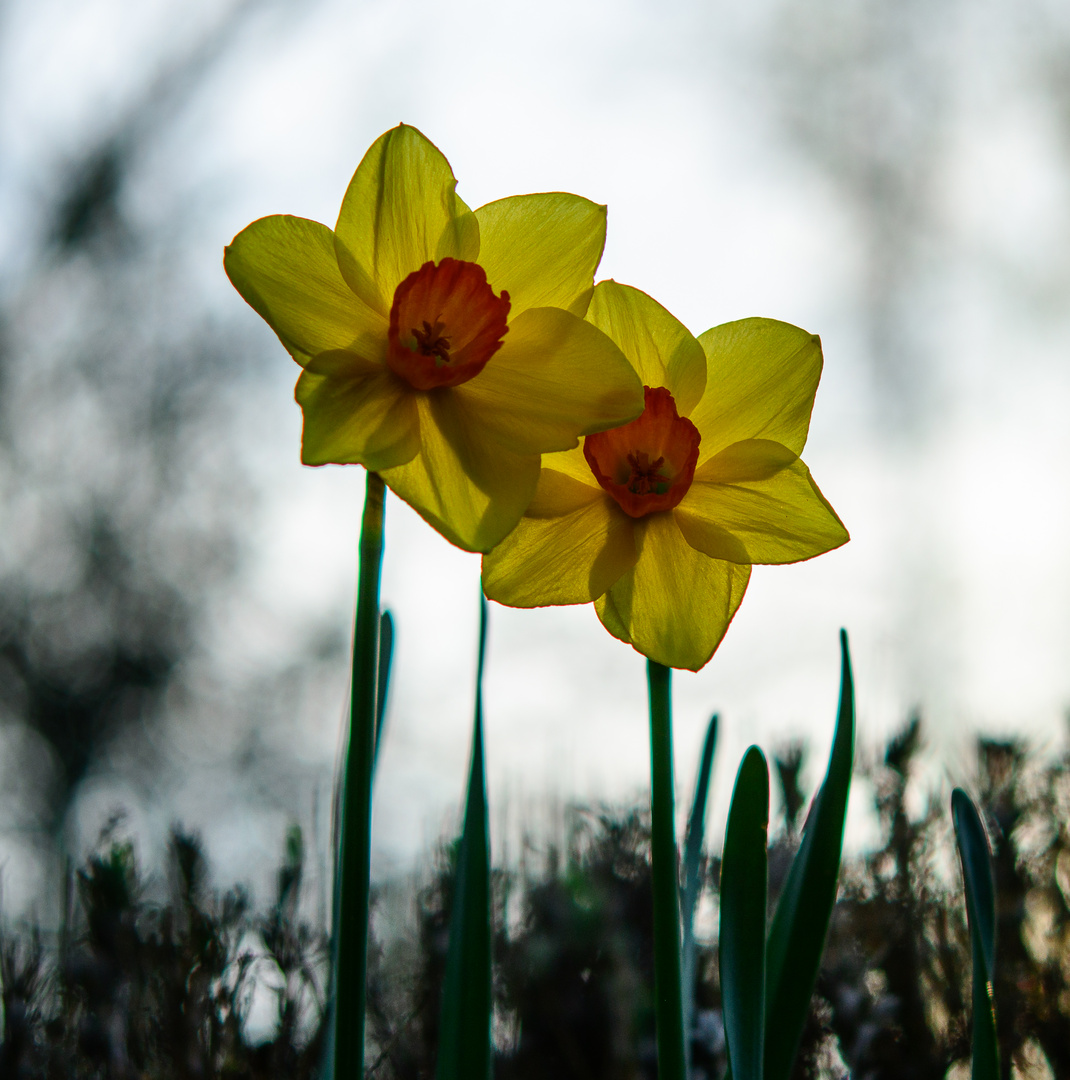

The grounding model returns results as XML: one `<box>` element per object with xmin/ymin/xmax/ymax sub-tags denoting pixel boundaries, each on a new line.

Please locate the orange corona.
<box><xmin>583</xmin><ymin>386</ymin><xmax>700</xmax><ymax>517</ymax></box>
<box><xmin>387</xmin><ymin>258</ymin><xmax>511</xmax><ymax>390</ymax></box>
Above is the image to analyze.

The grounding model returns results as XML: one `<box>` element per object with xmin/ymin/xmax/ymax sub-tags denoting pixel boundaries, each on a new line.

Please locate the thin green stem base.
<box><xmin>333</xmin><ymin>472</ymin><xmax>386</xmax><ymax>1078</ymax></box>
<box><xmin>648</xmin><ymin>659</ymin><xmax>686</xmax><ymax>1080</ymax></box>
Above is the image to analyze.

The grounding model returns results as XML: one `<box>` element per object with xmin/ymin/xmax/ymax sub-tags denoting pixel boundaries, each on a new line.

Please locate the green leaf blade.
<box><xmin>682</xmin><ymin>714</ymin><xmax>719</xmax><ymax>928</ymax></box>
<box><xmin>436</xmin><ymin>600</ymin><xmax>492</xmax><ymax>1080</ymax></box>
<box><xmin>952</xmin><ymin>787</ymin><xmax>999</xmax><ymax>1080</ymax></box>
<box><xmin>720</xmin><ymin>745</ymin><xmax>769</xmax><ymax>1080</ymax></box>
<box><xmin>763</xmin><ymin>629</ymin><xmax>855</xmax><ymax>1080</ymax></box>
<box><xmin>681</xmin><ymin>715</ymin><xmax>718</xmax><ymax>1075</ymax></box>
<box><xmin>372</xmin><ymin>609</ymin><xmax>394</xmax><ymax>770</ymax></box>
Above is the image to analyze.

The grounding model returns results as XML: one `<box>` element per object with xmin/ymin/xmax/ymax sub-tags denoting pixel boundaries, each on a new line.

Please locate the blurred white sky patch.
<box><xmin>2</xmin><ymin>0</ymin><xmax>1070</xmax><ymax>893</ymax></box>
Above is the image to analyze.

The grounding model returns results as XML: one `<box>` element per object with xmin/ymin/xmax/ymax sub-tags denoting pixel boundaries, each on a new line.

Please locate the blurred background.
<box><xmin>1</xmin><ymin>0</ymin><xmax>1070</xmax><ymax>919</ymax></box>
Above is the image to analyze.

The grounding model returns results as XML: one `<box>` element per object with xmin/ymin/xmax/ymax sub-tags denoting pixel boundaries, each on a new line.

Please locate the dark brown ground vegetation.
<box><xmin>2</xmin><ymin>721</ymin><xmax>1069</xmax><ymax>1078</ymax></box>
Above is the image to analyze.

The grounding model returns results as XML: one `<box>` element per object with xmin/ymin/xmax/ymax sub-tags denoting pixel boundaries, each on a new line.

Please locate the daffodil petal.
<box><xmin>224</xmin><ymin>215</ymin><xmax>380</xmax><ymax>365</ymax></box>
<box><xmin>595</xmin><ymin>513</ymin><xmax>750</xmax><ymax>671</ymax></box>
<box><xmin>474</xmin><ymin>193</ymin><xmax>607</xmax><ymax>317</ymax></box>
<box><xmin>676</xmin><ymin>446</ymin><xmax>849</xmax><ymax>564</ymax></box>
<box><xmin>295</xmin><ymin>366</ymin><xmax>419</xmax><ymax>471</ymax></box>
<box><xmin>334</xmin><ymin>125</ymin><xmax>479</xmax><ymax>313</ymax></box>
<box><xmin>541</xmin><ymin>443</ymin><xmax>600</xmax><ymax>486</ymax></box>
<box><xmin>690</xmin><ymin>318</ymin><xmax>823</xmax><ymax>461</ymax></box>
<box><xmin>482</xmin><ymin>472</ymin><xmax>637</xmax><ymax>606</ymax></box>
<box><xmin>669</xmin><ymin>511</ymin><xmax>749</xmax><ymax>564</ymax></box>
<box><xmin>304</xmin><ymin>349</ymin><xmax>383</xmax><ymax>379</ymax></box>
<box><xmin>456</xmin><ymin>307</ymin><xmax>644</xmax><ymax>455</ymax></box>
<box><xmin>380</xmin><ymin>391</ymin><xmax>540</xmax><ymax>553</ymax></box>
<box><xmin>594</xmin><ymin>584</ymin><xmax>630</xmax><ymax>644</ymax></box>
<box><xmin>697</xmin><ymin>438</ymin><xmax>799</xmax><ymax>482</ymax></box>
<box><xmin>586</xmin><ymin>282</ymin><xmax>706</xmax><ymax>415</ymax></box>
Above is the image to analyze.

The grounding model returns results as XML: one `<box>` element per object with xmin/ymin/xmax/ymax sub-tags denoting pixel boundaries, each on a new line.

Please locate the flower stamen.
<box><xmin>411</xmin><ymin>319</ymin><xmax>451</xmax><ymax>363</ymax></box>
<box><xmin>584</xmin><ymin>386</ymin><xmax>699</xmax><ymax>518</ymax></box>
<box><xmin>626</xmin><ymin>452</ymin><xmax>668</xmax><ymax>495</ymax></box>
<box><xmin>388</xmin><ymin>259</ymin><xmax>510</xmax><ymax>390</ymax></box>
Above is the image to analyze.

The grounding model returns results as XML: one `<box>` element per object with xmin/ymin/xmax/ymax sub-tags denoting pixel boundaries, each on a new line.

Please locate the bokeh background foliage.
<box><xmin>3</xmin><ymin>724</ymin><xmax>1070</xmax><ymax>1076</ymax></box>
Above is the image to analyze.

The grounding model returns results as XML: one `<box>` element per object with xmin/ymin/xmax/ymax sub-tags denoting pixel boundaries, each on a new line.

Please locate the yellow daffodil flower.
<box><xmin>224</xmin><ymin>125</ymin><xmax>644</xmax><ymax>552</ymax></box>
<box><xmin>482</xmin><ymin>281</ymin><xmax>849</xmax><ymax>670</ymax></box>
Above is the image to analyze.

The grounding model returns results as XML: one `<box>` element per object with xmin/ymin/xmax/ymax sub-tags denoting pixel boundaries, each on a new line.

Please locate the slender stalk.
<box><xmin>333</xmin><ymin>471</ymin><xmax>386</xmax><ymax>1078</ymax></box>
<box><xmin>681</xmin><ymin>715</ymin><xmax>718</xmax><ymax>1078</ymax></box>
<box><xmin>436</xmin><ymin>598</ymin><xmax>492</xmax><ymax>1080</ymax></box>
<box><xmin>647</xmin><ymin>659</ymin><xmax>687</xmax><ymax>1080</ymax></box>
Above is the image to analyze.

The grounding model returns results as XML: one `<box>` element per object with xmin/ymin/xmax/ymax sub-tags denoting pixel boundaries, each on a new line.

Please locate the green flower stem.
<box><xmin>647</xmin><ymin>659</ymin><xmax>686</xmax><ymax>1080</ymax></box>
<box><xmin>333</xmin><ymin>471</ymin><xmax>386</xmax><ymax>1078</ymax></box>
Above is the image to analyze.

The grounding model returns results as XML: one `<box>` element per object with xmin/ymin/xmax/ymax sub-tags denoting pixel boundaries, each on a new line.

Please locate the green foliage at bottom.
<box><xmin>720</xmin><ymin>746</ymin><xmax>769</xmax><ymax>1080</ymax></box>
<box><xmin>764</xmin><ymin>629</ymin><xmax>855</xmax><ymax>1080</ymax></box>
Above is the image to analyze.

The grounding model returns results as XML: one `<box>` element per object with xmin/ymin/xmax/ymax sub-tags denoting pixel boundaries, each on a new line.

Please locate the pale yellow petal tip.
<box><xmin>643</xmin><ymin>615</ymin><xmax>739</xmax><ymax>672</ymax></box>
<box><xmin>370</xmin><ymin>121</ymin><xmax>449</xmax><ymax>160</ymax></box>
<box><xmin>698</xmin><ymin>316</ymin><xmax>818</xmax><ymax>344</ymax></box>
<box><xmin>800</xmin><ymin>471</ymin><xmax>851</xmax><ymax>557</ymax></box>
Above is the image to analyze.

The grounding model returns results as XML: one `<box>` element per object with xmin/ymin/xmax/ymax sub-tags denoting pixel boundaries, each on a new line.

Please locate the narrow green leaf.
<box><xmin>763</xmin><ymin>630</ymin><xmax>855</xmax><ymax>1080</ymax></box>
<box><xmin>436</xmin><ymin>599</ymin><xmax>492</xmax><ymax>1080</ymax></box>
<box><xmin>372</xmin><ymin>609</ymin><xmax>394</xmax><ymax>770</ymax></box>
<box><xmin>328</xmin><ymin>473</ymin><xmax>386</xmax><ymax>1080</ymax></box>
<box><xmin>720</xmin><ymin>745</ymin><xmax>769</xmax><ymax>1080</ymax></box>
<box><xmin>647</xmin><ymin>660</ymin><xmax>687</xmax><ymax>1080</ymax></box>
<box><xmin>681</xmin><ymin>715</ymin><xmax>718</xmax><ymax>1073</ymax></box>
<box><xmin>952</xmin><ymin>788</ymin><xmax>999</xmax><ymax>1080</ymax></box>
<box><xmin>682</xmin><ymin>714</ymin><xmax>719</xmax><ymax>924</ymax></box>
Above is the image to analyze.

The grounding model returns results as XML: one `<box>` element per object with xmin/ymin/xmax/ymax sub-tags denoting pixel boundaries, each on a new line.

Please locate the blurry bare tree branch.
<box><xmin>47</xmin><ymin>0</ymin><xmax>282</xmax><ymax>258</ymax></box>
<box><xmin>766</xmin><ymin>0</ymin><xmax>958</xmax><ymax>432</ymax></box>
<box><xmin>0</xmin><ymin>0</ymin><xmax>329</xmax><ymax>891</ymax></box>
<box><xmin>766</xmin><ymin>0</ymin><xmax>1070</xmax><ymax>433</ymax></box>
